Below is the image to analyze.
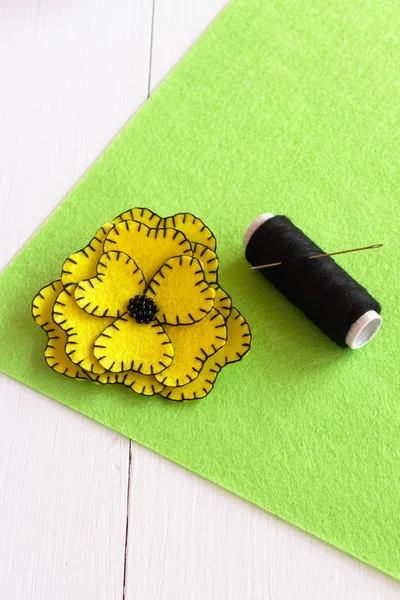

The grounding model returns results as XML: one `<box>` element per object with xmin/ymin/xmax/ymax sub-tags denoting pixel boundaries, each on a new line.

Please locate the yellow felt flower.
<box><xmin>32</xmin><ymin>208</ymin><xmax>251</xmax><ymax>400</ymax></box>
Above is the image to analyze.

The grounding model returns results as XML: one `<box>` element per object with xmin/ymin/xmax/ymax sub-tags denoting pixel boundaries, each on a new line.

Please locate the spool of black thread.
<box><xmin>244</xmin><ymin>214</ymin><xmax>382</xmax><ymax>348</ymax></box>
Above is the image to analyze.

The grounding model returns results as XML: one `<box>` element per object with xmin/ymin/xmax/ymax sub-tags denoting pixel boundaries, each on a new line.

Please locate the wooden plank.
<box><xmin>149</xmin><ymin>0</ymin><xmax>229</xmax><ymax>91</ymax></box>
<box><xmin>0</xmin><ymin>381</ymin><xmax>129</xmax><ymax>599</ymax></box>
<box><xmin>0</xmin><ymin>1</ymin><xmax>153</xmax><ymax>598</ymax></box>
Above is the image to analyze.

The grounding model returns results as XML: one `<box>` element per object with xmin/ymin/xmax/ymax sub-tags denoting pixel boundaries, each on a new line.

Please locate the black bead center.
<box><xmin>128</xmin><ymin>295</ymin><xmax>159</xmax><ymax>324</ymax></box>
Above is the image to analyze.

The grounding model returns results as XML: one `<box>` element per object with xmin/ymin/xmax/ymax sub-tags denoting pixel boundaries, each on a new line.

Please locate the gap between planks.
<box><xmin>123</xmin><ymin>1</ymin><xmax>156</xmax><ymax>595</ymax></box>
<box><xmin>123</xmin><ymin>440</ymin><xmax>133</xmax><ymax>600</ymax></box>
<box><xmin>147</xmin><ymin>0</ymin><xmax>156</xmax><ymax>97</ymax></box>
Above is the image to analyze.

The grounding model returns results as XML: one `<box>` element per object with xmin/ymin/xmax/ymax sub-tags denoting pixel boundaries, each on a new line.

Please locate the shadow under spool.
<box><xmin>244</xmin><ymin>214</ymin><xmax>382</xmax><ymax>349</ymax></box>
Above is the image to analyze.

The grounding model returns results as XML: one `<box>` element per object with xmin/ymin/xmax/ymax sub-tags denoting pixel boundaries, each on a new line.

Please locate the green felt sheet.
<box><xmin>1</xmin><ymin>0</ymin><xmax>400</xmax><ymax>578</ymax></box>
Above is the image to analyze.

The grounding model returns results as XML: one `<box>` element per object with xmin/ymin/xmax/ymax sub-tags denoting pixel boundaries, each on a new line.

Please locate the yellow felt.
<box><xmin>161</xmin><ymin>213</ymin><xmax>216</xmax><ymax>252</ymax></box>
<box><xmin>86</xmin><ymin>370</ymin><xmax>117</xmax><ymax>383</ymax></box>
<box><xmin>53</xmin><ymin>284</ymin><xmax>113</xmax><ymax>374</ymax></box>
<box><xmin>88</xmin><ymin>370</ymin><xmax>164</xmax><ymax>396</ymax></box>
<box><xmin>44</xmin><ymin>333</ymin><xmax>88</xmax><ymax>380</ymax></box>
<box><xmin>160</xmin><ymin>360</ymin><xmax>217</xmax><ymax>401</ymax></box>
<box><xmin>122</xmin><ymin>371</ymin><xmax>164</xmax><ymax>395</ymax></box>
<box><xmin>191</xmin><ymin>243</ymin><xmax>218</xmax><ymax>284</ymax></box>
<box><xmin>148</xmin><ymin>256</ymin><xmax>215</xmax><ymax>325</ymax></box>
<box><xmin>104</xmin><ymin>220</ymin><xmax>192</xmax><ymax>282</ymax></box>
<box><xmin>32</xmin><ymin>279</ymin><xmax>64</xmax><ymax>331</ymax></box>
<box><xmin>155</xmin><ymin>308</ymin><xmax>227</xmax><ymax>387</ymax></box>
<box><xmin>211</xmin><ymin>284</ymin><xmax>232</xmax><ymax>320</ymax></box>
<box><xmin>75</xmin><ymin>251</ymin><xmax>145</xmax><ymax>318</ymax></box>
<box><xmin>219</xmin><ymin>307</ymin><xmax>251</xmax><ymax>365</ymax></box>
<box><xmin>113</xmin><ymin>207</ymin><xmax>163</xmax><ymax>229</ymax></box>
<box><xmin>161</xmin><ymin>307</ymin><xmax>250</xmax><ymax>401</ymax></box>
<box><xmin>32</xmin><ymin>280</ymin><xmax>87</xmax><ymax>380</ymax></box>
<box><xmin>61</xmin><ymin>223</ymin><xmax>113</xmax><ymax>285</ymax></box>
<box><xmin>94</xmin><ymin>314</ymin><xmax>173</xmax><ymax>375</ymax></box>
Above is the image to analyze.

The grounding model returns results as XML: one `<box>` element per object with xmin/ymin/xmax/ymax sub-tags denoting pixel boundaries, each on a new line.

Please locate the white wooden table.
<box><xmin>1</xmin><ymin>2</ymin><xmax>399</xmax><ymax>598</ymax></box>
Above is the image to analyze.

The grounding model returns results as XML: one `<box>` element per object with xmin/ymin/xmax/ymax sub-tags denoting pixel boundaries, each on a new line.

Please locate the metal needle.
<box><xmin>250</xmin><ymin>243</ymin><xmax>383</xmax><ymax>270</ymax></box>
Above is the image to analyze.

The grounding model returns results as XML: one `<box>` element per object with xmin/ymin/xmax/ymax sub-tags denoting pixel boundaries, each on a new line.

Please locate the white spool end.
<box><xmin>345</xmin><ymin>310</ymin><xmax>382</xmax><ymax>349</ymax></box>
<box><xmin>243</xmin><ymin>213</ymin><xmax>275</xmax><ymax>247</ymax></box>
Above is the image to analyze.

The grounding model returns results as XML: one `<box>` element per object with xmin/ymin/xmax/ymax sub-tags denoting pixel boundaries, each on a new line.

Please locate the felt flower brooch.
<box><xmin>32</xmin><ymin>208</ymin><xmax>251</xmax><ymax>401</ymax></box>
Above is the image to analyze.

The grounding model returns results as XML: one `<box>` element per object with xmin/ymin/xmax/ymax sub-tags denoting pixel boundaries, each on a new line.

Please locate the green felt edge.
<box><xmin>1</xmin><ymin>0</ymin><xmax>400</xmax><ymax>580</ymax></box>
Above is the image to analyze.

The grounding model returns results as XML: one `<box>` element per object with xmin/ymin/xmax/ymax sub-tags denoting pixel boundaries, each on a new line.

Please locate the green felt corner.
<box><xmin>1</xmin><ymin>0</ymin><xmax>400</xmax><ymax>579</ymax></box>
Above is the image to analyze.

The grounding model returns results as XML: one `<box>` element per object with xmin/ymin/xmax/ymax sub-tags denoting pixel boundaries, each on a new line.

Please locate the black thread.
<box><xmin>245</xmin><ymin>215</ymin><xmax>381</xmax><ymax>347</ymax></box>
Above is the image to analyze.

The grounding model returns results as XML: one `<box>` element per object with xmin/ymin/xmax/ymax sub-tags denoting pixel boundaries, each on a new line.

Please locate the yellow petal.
<box><xmin>44</xmin><ymin>335</ymin><xmax>88</xmax><ymax>380</ymax></box>
<box><xmin>219</xmin><ymin>307</ymin><xmax>251</xmax><ymax>365</ymax></box>
<box><xmin>113</xmin><ymin>207</ymin><xmax>163</xmax><ymax>229</ymax></box>
<box><xmin>88</xmin><ymin>370</ymin><xmax>164</xmax><ymax>396</ymax></box>
<box><xmin>160</xmin><ymin>361</ymin><xmax>217</xmax><ymax>401</ymax></box>
<box><xmin>148</xmin><ymin>256</ymin><xmax>215</xmax><ymax>325</ymax></box>
<box><xmin>122</xmin><ymin>372</ymin><xmax>164</xmax><ymax>395</ymax></box>
<box><xmin>75</xmin><ymin>251</ymin><xmax>146</xmax><ymax>318</ymax></box>
<box><xmin>160</xmin><ymin>307</ymin><xmax>251</xmax><ymax>401</ymax></box>
<box><xmin>104</xmin><ymin>220</ymin><xmax>192</xmax><ymax>282</ymax></box>
<box><xmin>155</xmin><ymin>308</ymin><xmax>226</xmax><ymax>387</ymax></box>
<box><xmin>161</xmin><ymin>213</ymin><xmax>216</xmax><ymax>252</ymax></box>
<box><xmin>32</xmin><ymin>280</ymin><xmax>87</xmax><ymax>379</ymax></box>
<box><xmin>191</xmin><ymin>243</ymin><xmax>218</xmax><ymax>284</ymax></box>
<box><xmin>61</xmin><ymin>223</ymin><xmax>114</xmax><ymax>285</ymax></box>
<box><xmin>93</xmin><ymin>314</ymin><xmax>173</xmax><ymax>375</ymax></box>
<box><xmin>211</xmin><ymin>284</ymin><xmax>232</xmax><ymax>320</ymax></box>
<box><xmin>53</xmin><ymin>284</ymin><xmax>114</xmax><ymax>374</ymax></box>
<box><xmin>32</xmin><ymin>279</ymin><xmax>64</xmax><ymax>332</ymax></box>
<box><xmin>86</xmin><ymin>371</ymin><xmax>117</xmax><ymax>383</ymax></box>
